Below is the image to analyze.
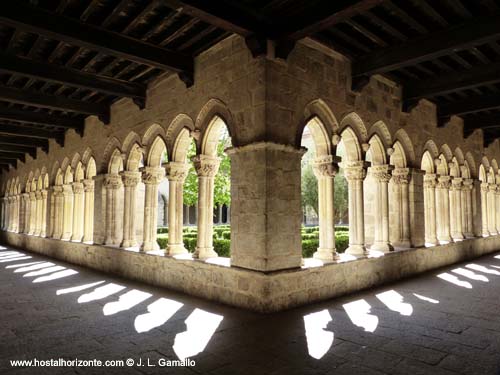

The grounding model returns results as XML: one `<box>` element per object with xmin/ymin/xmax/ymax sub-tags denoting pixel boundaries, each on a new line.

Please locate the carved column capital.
<box><xmin>62</xmin><ymin>184</ymin><xmax>74</xmax><ymax>195</ymax></box>
<box><xmin>436</xmin><ymin>176</ymin><xmax>451</xmax><ymax>189</ymax></box>
<box><xmin>141</xmin><ymin>167</ymin><xmax>165</xmax><ymax>185</ymax></box>
<box><xmin>104</xmin><ymin>174</ymin><xmax>123</xmax><ymax>189</ymax></box>
<box><xmin>193</xmin><ymin>155</ymin><xmax>221</xmax><ymax>178</ymax></box>
<box><xmin>120</xmin><ymin>171</ymin><xmax>142</xmax><ymax>187</ymax></box>
<box><xmin>481</xmin><ymin>182</ymin><xmax>490</xmax><ymax>192</ymax></box>
<box><xmin>489</xmin><ymin>183</ymin><xmax>497</xmax><ymax>192</ymax></box>
<box><xmin>41</xmin><ymin>189</ymin><xmax>48</xmax><ymax>199</ymax></box>
<box><xmin>83</xmin><ymin>179</ymin><xmax>95</xmax><ymax>192</ymax></box>
<box><xmin>392</xmin><ymin>168</ymin><xmax>410</xmax><ymax>185</ymax></box>
<box><xmin>165</xmin><ymin>161</ymin><xmax>190</xmax><ymax>182</ymax></box>
<box><xmin>450</xmin><ymin>177</ymin><xmax>463</xmax><ymax>191</ymax></box>
<box><xmin>343</xmin><ymin>160</ymin><xmax>367</xmax><ymax>181</ymax></box>
<box><xmin>369</xmin><ymin>164</ymin><xmax>393</xmax><ymax>183</ymax></box>
<box><xmin>35</xmin><ymin>191</ymin><xmax>42</xmax><ymax>199</ymax></box>
<box><xmin>312</xmin><ymin>155</ymin><xmax>340</xmax><ymax>178</ymax></box>
<box><xmin>29</xmin><ymin>191</ymin><xmax>36</xmax><ymax>200</ymax></box>
<box><xmin>72</xmin><ymin>182</ymin><xmax>84</xmax><ymax>194</ymax></box>
<box><xmin>52</xmin><ymin>185</ymin><xmax>64</xmax><ymax>195</ymax></box>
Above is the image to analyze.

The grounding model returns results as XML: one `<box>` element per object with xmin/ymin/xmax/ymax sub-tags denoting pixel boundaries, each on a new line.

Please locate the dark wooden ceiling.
<box><xmin>1</xmin><ymin>0</ymin><xmax>500</xmax><ymax>170</ymax></box>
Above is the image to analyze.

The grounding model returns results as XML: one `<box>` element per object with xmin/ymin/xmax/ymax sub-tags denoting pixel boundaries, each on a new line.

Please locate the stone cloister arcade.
<box><xmin>2</xmin><ymin>36</ymin><xmax>500</xmax><ymax>312</ymax></box>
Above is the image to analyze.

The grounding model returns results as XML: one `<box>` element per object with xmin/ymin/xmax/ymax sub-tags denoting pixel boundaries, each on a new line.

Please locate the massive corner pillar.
<box><xmin>390</xmin><ymin>168</ymin><xmax>411</xmax><ymax>248</ymax></box>
<box><xmin>192</xmin><ymin>155</ymin><xmax>220</xmax><ymax>260</ymax></box>
<box><xmin>140</xmin><ymin>167</ymin><xmax>165</xmax><ymax>252</ymax></box>
<box><xmin>104</xmin><ymin>174</ymin><xmax>122</xmax><ymax>246</ymax></box>
<box><xmin>40</xmin><ymin>190</ymin><xmax>48</xmax><ymax>238</ymax></box>
<box><xmin>165</xmin><ymin>162</ymin><xmax>189</xmax><ymax>256</ymax></box>
<box><xmin>61</xmin><ymin>184</ymin><xmax>74</xmax><ymax>241</ymax></box>
<box><xmin>120</xmin><ymin>171</ymin><xmax>141</xmax><ymax>248</ymax></box>
<box><xmin>52</xmin><ymin>186</ymin><xmax>64</xmax><ymax>239</ymax></box>
<box><xmin>82</xmin><ymin>179</ymin><xmax>95</xmax><ymax>243</ymax></box>
<box><xmin>450</xmin><ymin>178</ymin><xmax>464</xmax><ymax>241</ymax></box>
<box><xmin>71</xmin><ymin>182</ymin><xmax>84</xmax><ymax>242</ymax></box>
<box><xmin>312</xmin><ymin>155</ymin><xmax>340</xmax><ymax>261</ymax></box>
<box><xmin>34</xmin><ymin>191</ymin><xmax>42</xmax><ymax>236</ymax></box>
<box><xmin>487</xmin><ymin>184</ymin><xmax>497</xmax><ymax>235</ymax></box>
<box><xmin>462</xmin><ymin>179</ymin><xmax>474</xmax><ymax>238</ymax></box>
<box><xmin>369</xmin><ymin>164</ymin><xmax>394</xmax><ymax>252</ymax></box>
<box><xmin>227</xmin><ymin>143</ymin><xmax>305</xmax><ymax>271</ymax></box>
<box><xmin>436</xmin><ymin>176</ymin><xmax>452</xmax><ymax>243</ymax></box>
<box><xmin>344</xmin><ymin>161</ymin><xmax>368</xmax><ymax>255</ymax></box>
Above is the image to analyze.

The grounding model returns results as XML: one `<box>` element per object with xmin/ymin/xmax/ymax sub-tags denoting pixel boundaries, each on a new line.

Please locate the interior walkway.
<box><xmin>1</xmin><ymin>244</ymin><xmax>500</xmax><ymax>375</ymax></box>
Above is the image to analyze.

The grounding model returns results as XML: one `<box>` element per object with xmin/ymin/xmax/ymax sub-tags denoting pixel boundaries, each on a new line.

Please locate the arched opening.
<box><xmin>191</xmin><ymin>115</ymin><xmax>232</xmax><ymax>259</ymax></box>
<box><xmin>300</xmin><ymin>117</ymin><xmax>345</xmax><ymax>261</ymax></box>
<box><xmin>388</xmin><ymin>141</ymin><xmax>410</xmax><ymax>248</ymax></box>
<box><xmin>104</xmin><ymin>149</ymin><xmax>124</xmax><ymax>246</ymax></box>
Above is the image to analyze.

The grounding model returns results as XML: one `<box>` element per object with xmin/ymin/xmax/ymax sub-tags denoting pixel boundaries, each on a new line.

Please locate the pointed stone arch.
<box><xmin>465</xmin><ymin>152</ymin><xmax>477</xmax><ymax>178</ymax></box>
<box><xmin>86</xmin><ymin>157</ymin><xmax>97</xmax><ymax>179</ymax></box>
<box><xmin>339</xmin><ymin>112</ymin><xmax>368</xmax><ymax>145</ymax></box>
<box><xmin>123</xmin><ymin>131</ymin><xmax>142</xmax><ymax>155</ymax></box>
<box><xmin>297</xmin><ymin>99</ymin><xmax>339</xmax><ymax>148</ymax></box>
<box><xmin>126</xmin><ymin>143</ymin><xmax>144</xmax><ymax>171</ymax></box>
<box><xmin>108</xmin><ymin>149</ymin><xmax>124</xmax><ymax>174</ymax></box>
<box><xmin>369</xmin><ymin>121</ymin><xmax>392</xmax><ymax>148</ymax></box>
<box><xmin>440</xmin><ymin>144</ymin><xmax>453</xmax><ymax>162</ymax></box>
<box><xmin>50</xmin><ymin>161</ymin><xmax>60</xmax><ymax>185</ymax></box>
<box><xmin>171</xmin><ymin>127</ymin><xmax>193</xmax><ymax>163</ymax></box>
<box><xmin>71</xmin><ymin>153</ymin><xmax>82</xmax><ymax>170</ymax></box>
<box><xmin>479</xmin><ymin>164</ymin><xmax>487</xmax><ymax>182</ymax></box>
<box><xmin>102</xmin><ymin>138</ymin><xmax>122</xmax><ymax>174</ymax></box>
<box><xmin>491</xmin><ymin>159</ymin><xmax>499</xmax><ymax>174</ymax></box>
<box><xmin>422</xmin><ymin>140</ymin><xmax>439</xmax><ymax>159</ymax></box>
<box><xmin>74</xmin><ymin>162</ymin><xmax>84</xmax><ymax>182</ymax></box>
<box><xmin>195</xmin><ymin>99</ymin><xmax>235</xmax><ymax>145</ymax></box>
<box><xmin>339</xmin><ymin>126</ymin><xmax>362</xmax><ymax>162</ymax></box>
<box><xmin>436</xmin><ymin>154</ymin><xmax>449</xmax><ymax>175</ymax></box>
<box><xmin>394</xmin><ymin>129</ymin><xmax>415</xmax><ymax>166</ymax></box>
<box><xmin>390</xmin><ymin>141</ymin><xmax>407</xmax><ymax>168</ymax></box>
<box><xmin>200</xmin><ymin>115</ymin><xmax>229</xmax><ymax>157</ymax></box>
<box><xmin>454</xmin><ymin>147</ymin><xmax>465</xmax><ymax>165</ymax></box>
<box><xmin>366</xmin><ymin>133</ymin><xmax>387</xmax><ymax>165</ymax></box>
<box><xmin>61</xmin><ymin>157</ymin><xmax>70</xmax><ymax>173</ymax></box>
<box><xmin>146</xmin><ymin>136</ymin><xmax>167</xmax><ymax>167</ymax></box>
<box><xmin>166</xmin><ymin>114</ymin><xmax>195</xmax><ymax>153</ymax></box>
<box><xmin>303</xmin><ymin>116</ymin><xmax>333</xmax><ymax>157</ymax></box>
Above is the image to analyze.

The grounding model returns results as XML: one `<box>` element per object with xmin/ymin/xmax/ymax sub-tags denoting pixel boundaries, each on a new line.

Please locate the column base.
<box><xmin>370</xmin><ymin>242</ymin><xmax>394</xmax><ymax>253</ymax></box>
<box><xmin>451</xmin><ymin>232</ymin><xmax>465</xmax><ymax>241</ymax></box>
<box><xmin>464</xmin><ymin>232</ymin><xmax>474</xmax><ymax>238</ymax></box>
<box><xmin>61</xmin><ymin>233</ymin><xmax>72</xmax><ymax>241</ymax></box>
<box><xmin>167</xmin><ymin>243</ymin><xmax>189</xmax><ymax>256</ymax></box>
<box><xmin>71</xmin><ymin>235</ymin><xmax>83</xmax><ymax>242</ymax></box>
<box><xmin>140</xmin><ymin>241</ymin><xmax>160</xmax><ymax>252</ymax></box>
<box><xmin>105</xmin><ymin>239</ymin><xmax>120</xmax><ymax>246</ymax></box>
<box><xmin>120</xmin><ymin>239</ymin><xmax>138</xmax><ymax>248</ymax></box>
<box><xmin>346</xmin><ymin>244</ymin><xmax>367</xmax><ymax>256</ymax></box>
<box><xmin>33</xmin><ymin>231</ymin><xmax>41</xmax><ymax>237</ymax></box>
<box><xmin>438</xmin><ymin>236</ymin><xmax>453</xmax><ymax>244</ymax></box>
<box><xmin>425</xmin><ymin>238</ymin><xmax>439</xmax><ymax>247</ymax></box>
<box><xmin>193</xmin><ymin>246</ymin><xmax>218</xmax><ymax>260</ymax></box>
<box><xmin>392</xmin><ymin>240</ymin><xmax>411</xmax><ymax>248</ymax></box>
<box><xmin>313</xmin><ymin>248</ymin><xmax>339</xmax><ymax>262</ymax></box>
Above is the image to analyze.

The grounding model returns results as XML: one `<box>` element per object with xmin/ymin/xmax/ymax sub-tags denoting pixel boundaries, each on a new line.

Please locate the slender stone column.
<box><xmin>436</xmin><ymin>176</ymin><xmax>452</xmax><ymax>243</ymax></box>
<box><xmin>450</xmin><ymin>178</ymin><xmax>464</xmax><ymax>240</ymax></box>
<box><xmin>82</xmin><ymin>179</ymin><xmax>95</xmax><ymax>243</ymax></box>
<box><xmin>462</xmin><ymin>179</ymin><xmax>474</xmax><ymax>238</ymax></box>
<box><xmin>487</xmin><ymin>184</ymin><xmax>497</xmax><ymax>235</ymax></box>
<box><xmin>312</xmin><ymin>155</ymin><xmax>339</xmax><ymax>261</ymax></box>
<box><xmin>165</xmin><ymin>162</ymin><xmax>189</xmax><ymax>255</ymax></box>
<box><xmin>344</xmin><ymin>161</ymin><xmax>367</xmax><ymax>255</ymax></box>
<box><xmin>61</xmin><ymin>184</ymin><xmax>74</xmax><ymax>241</ymax></box>
<box><xmin>120</xmin><ymin>171</ymin><xmax>141</xmax><ymax>248</ymax></box>
<box><xmin>140</xmin><ymin>167</ymin><xmax>165</xmax><ymax>251</ymax></box>
<box><xmin>71</xmin><ymin>182</ymin><xmax>84</xmax><ymax>242</ymax></box>
<box><xmin>11</xmin><ymin>195</ymin><xmax>19</xmax><ymax>233</ymax></box>
<box><xmin>21</xmin><ymin>193</ymin><xmax>29</xmax><ymax>233</ymax></box>
<box><xmin>369</xmin><ymin>164</ymin><xmax>394</xmax><ymax>252</ymax></box>
<box><xmin>48</xmin><ymin>189</ymin><xmax>55</xmax><ymax>237</ymax></box>
<box><xmin>40</xmin><ymin>189</ymin><xmax>48</xmax><ymax>237</ymax></box>
<box><xmin>391</xmin><ymin>168</ymin><xmax>411</xmax><ymax>247</ymax></box>
<box><xmin>480</xmin><ymin>182</ymin><xmax>489</xmax><ymax>236</ymax></box>
<box><xmin>52</xmin><ymin>186</ymin><xmax>64</xmax><ymax>239</ymax></box>
<box><xmin>496</xmin><ymin>187</ymin><xmax>500</xmax><ymax>234</ymax></box>
<box><xmin>193</xmin><ymin>155</ymin><xmax>221</xmax><ymax>259</ymax></box>
<box><xmin>104</xmin><ymin>174</ymin><xmax>122</xmax><ymax>245</ymax></box>
<box><xmin>34</xmin><ymin>191</ymin><xmax>42</xmax><ymax>236</ymax></box>
<box><xmin>1</xmin><ymin>197</ymin><xmax>6</xmax><ymax>230</ymax></box>
<box><xmin>27</xmin><ymin>192</ymin><xmax>36</xmax><ymax>235</ymax></box>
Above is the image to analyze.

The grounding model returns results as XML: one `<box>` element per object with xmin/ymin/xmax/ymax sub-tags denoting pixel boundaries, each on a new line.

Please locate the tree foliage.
<box><xmin>183</xmin><ymin>133</ymin><xmax>231</xmax><ymax>207</ymax></box>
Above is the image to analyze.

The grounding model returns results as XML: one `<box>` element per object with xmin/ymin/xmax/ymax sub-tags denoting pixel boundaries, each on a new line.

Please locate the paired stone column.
<box><xmin>52</xmin><ymin>186</ymin><xmax>64</xmax><ymax>239</ymax></box>
<box><xmin>462</xmin><ymin>179</ymin><xmax>474</xmax><ymax>238</ymax></box>
<box><xmin>104</xmin><ymin>174</ymin><xmax>123</xmax><ymax>246</ymax></box>
<box><xmin>480</xmin><ymin>182</ymin><xmax>489</xmax><ymax>236</ymax></box>
<box><xmin>344</xmin><ymin>161</ymin><xmax>367</xmax><ymax>255</ymax></box>
<box><xmin>487</xmin><ymin>184</ymin><xmax>497</xmax><ymax>235</ymax></box>
<box><xmin>11</xmin><ymin>195</ymin><xmax>19</xmax><ymax>233</ymax></box>
<box><xmin>34</xmin><ymin>191</ymin><xmax>42</xmax><ymax>236</ymax></box>
<box><xmin>1</xmin><ymin>197</ymin><xmax>6</xmax><ymax>230</ymax></box>
<box><xmin>449</xmin><ymin>178</ymin><xmax>464</xmax><ymax>240</ymax></box>
<box><xmin>71</xmin><ymin>182</ymin><xmax>84</xmax><ymax>242</ymax></box>
<box><xmin>312</xmin><ymin>155</ymin><xmax>339</xmax><ymax>261</ymax></box>
<box><xmin>28</xmin><ymin>192</ymin><xmax>36</xmax><ymax>235</ymax></box>
<box><xmin>21</xmin><ymin>193</ymin><xmax>29</xmax><ymax>233</ymax></box>
<box><xmin>436</xmin><ymin>176</ymin><xmax>452</xmax><ymax>243</ymax></box>
<box><xmin>369</xmin><ymin>164</ymin><xmax>394</xmax><ymax>252</ymax></box>
<box><xmin>40</xmin><ymin>190</ymin><xmax>48</xmax><ymax>237</ymax></box>
<box><xmin>61</xmin><ymin>184</ymin><xmax>74</xmax><ymax>241</ymax></box>
<box><xmin>391</xmin><ymin>168</ymin><xmax>411</xmax><ymax>248</ymax></box>
<box><xmin>82</xmin><ymin>179</ymin><xmax>95</xmax><ymax>243</ymax></box>
<box><xmin>496</xmin><ymin>187</ymin><xmax>500</xmax><ymax>234</ymax></box>
<box><xmin>120</xmin><ymin>171</ymin><xmax>141</xmax><ymax>248</ymax></box>
<box><xmin>192</xmin><ymin>155</ymin><xmax>220</xmax><ymax>259</ymax></box>
<box><xmin>140</xmin><ymin>167</ymin><xmax>165</xmax><ymax>252</ymax></box>
<box><xmin>165</xmin><ymin>162</ymin><xmax>189</xmax><ymax>255</ymax></box>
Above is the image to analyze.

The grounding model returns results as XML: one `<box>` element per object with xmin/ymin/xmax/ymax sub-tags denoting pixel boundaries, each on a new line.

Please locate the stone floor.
<box><xmin>1</xmin><ymin>245</ymin><xmax>500</xmax><ymax>375</ymax></box>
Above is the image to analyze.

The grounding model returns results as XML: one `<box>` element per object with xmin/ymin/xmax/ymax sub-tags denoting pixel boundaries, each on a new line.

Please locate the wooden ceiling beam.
<box><xmin>438</xmin><ymin>94</ymin><xmax>500</xmax><ymax>119</ymax></box>
<box><xmin>0</xmin><ymin>144</ymin><xmax>37</xmax><ymax>158</ymax></box>
<box><xmin>353</xmin><ymin>13</ymin><xmax>500</xmax><ymax>78</ymax></box>
<box><xmin>0</xmin><ymin>2</ymin><xmax>193</xmax><ymax>74</ymax></box>
<box><xmin>0</xmin><ymin>123</ymin><xmax>61</xmax><ymax>140</ymax></box>
<box><xmin>0</xmin><ymin>136</ymin><xmax>49</xmax><ymax>151</ymax></box>
<box><xmin>0</xmin><ymin>107</ymin><xmax>83</xmax><ymax>131</ymax></box>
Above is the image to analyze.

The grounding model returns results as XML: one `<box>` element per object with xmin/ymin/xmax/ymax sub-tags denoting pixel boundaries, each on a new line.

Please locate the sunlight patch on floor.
<box><xmin>413</xmin><ymin>293</ymin><xmax>439</xmax><ymax>304</ymax></box>
<box><xmin>134</xmin><ymin>298</ymin><xmax>183</xmax><ymax>333</ymax></box>
<box><xmin>437</xmin><ymin>273</ymin><xmax>473</xmax><ymax>288</ymax></box>
<box><xmin>451</xmin><ymin>268</ymin><xmax>489</xmax><ymax>282</ymax></box>
<box><xmin>0</xmin><ymin>256</ymin><xmax>32</xmax><ymax>262</ymax></box>
<box><xmin>6</xmin><ymin>261</ymin><xmax>45</xmax><ymax>269</ymax></box>
<box><xmin>304</xmin><ymin>309</ymin><xmax>334</xmax><ymax>359</ymax></box>
<box><xmin>23</xmin><ymin>265</ymin><xmax>66</xmax><ymax>278</ymax></box>
<box><xmin>466</xmin><ymin>264</ymin><xmax>500</xmax><ymax>275</ymax></box>
<box><xmin>14</xmin><ymin>262</ymin><xmax>55</xmax><ymax>273</ymax></box>
<box><xmin>376</xmin><ymin>290</ymin><xmax>413</xmax><ymax>316</ymax></box>
<box><xmin>173</xmin><ymin>309</ymin><xmax>223</xmax><ymax>360</ymax></box>
<box><xmin>57</xmin><ymin>281</ymin><xmax>106</xmax><ymax>295</ymax></box>
<box><xmin>77</xmin><ymin>283</ymin><xmax>126</xmax><ymax>303</ymax></box>
<box><xmin>103</xmin><ymin>289</ymin><xmax>153</xmax><ymax>316</ymax></box>
<box><xmin>33</xmin><ymin>269</ymin><xmax>78</xmax><ymax>283</ymax></box>
<box><xmin>343</xmin><ymin>299</ymin><xmax>378</xmax><ymax>332</ymax></box>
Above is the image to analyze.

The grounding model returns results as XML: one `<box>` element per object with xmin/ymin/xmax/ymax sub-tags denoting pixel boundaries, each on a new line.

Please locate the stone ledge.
<box><xmin>1</xmin><ymin>231</ymin><xmax>499</xmax><ymax>312</ymax></box>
